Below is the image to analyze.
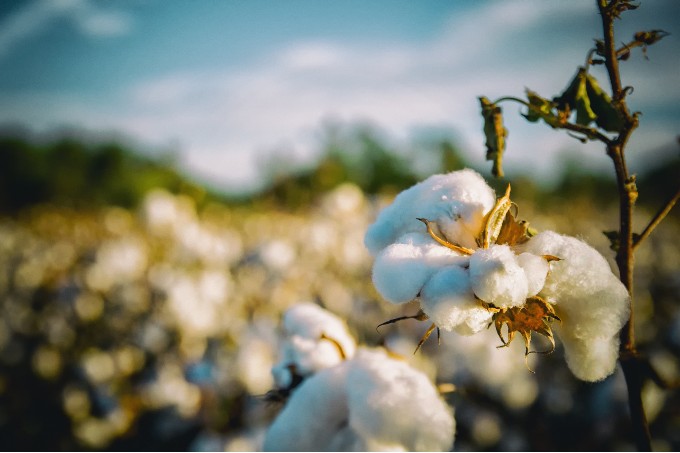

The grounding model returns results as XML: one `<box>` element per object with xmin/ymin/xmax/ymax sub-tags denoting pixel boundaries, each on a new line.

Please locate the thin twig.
<box><xmin>633</xmin><ymin>186</ymin><xmax>680</xmax><ymax>250</ymax></box>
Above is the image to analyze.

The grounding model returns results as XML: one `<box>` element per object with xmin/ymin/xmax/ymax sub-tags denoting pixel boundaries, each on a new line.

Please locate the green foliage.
<box><xmin>554</xmin><ymin>68</ymin><xmax>598</xmax><ymax>127</ymax></box>
<box><xmin>257</xmin><ymin>126</ymin><xmax>469</xmax><ymax>209</ymax></box>
<box><xmin>523</xmin><ymin>90</ymin><xmax>561</xmax><ymax>127</ymax></box>
<box><xmin>584</xmin><ymin>74</ymin><xmax>624</xmax><ymax>132</ymax></box>
<box><xmin>0</xmin><ymin>135</ymin><xmax>207</xmax><ymax>213</ymax></box>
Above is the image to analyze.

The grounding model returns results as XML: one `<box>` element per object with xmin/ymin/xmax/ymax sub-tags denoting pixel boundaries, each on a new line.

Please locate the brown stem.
<box><xmin>599</xmin><ymin>1</ymin><xmax>651</xmax><ymax>450</ymax></box>
<box><xmin>633</xmin><ymin>186</ymin><xmax>680</xmax><ymax>250</ymax></box>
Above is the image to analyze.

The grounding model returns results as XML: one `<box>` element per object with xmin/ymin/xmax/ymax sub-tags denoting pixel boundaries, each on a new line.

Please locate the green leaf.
<box><xmin>479</xmin><ymin>96</ymin><xmax>507</xmax><ymax>178</ymax></box>
<box><xmin>554</xmin><ymin>68</ymin><xmax>597</xmax><ymax>127</ymax></box>
<box><xmin>585</xmin><ymin>74</ymin><xmax>624</xmax><ymax>132</ymax></box>
<box><xmin>523</xmin><ymin>89</ymin><xmax>561</xmax><ymax>128</ymax></box>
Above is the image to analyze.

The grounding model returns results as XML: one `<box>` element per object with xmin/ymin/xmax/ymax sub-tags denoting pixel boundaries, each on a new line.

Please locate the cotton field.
<box><xmin>0</xmin><ymin>182</ymin><xmax>678</xmax><ymax>451</ymax></box>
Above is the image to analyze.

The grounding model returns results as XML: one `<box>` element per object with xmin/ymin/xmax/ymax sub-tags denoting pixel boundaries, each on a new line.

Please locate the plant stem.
<box><xmin>598</xmin><ymin>0</ymin><xmax>651</xmax><ymax>450</ymax></box>
<box><xmin>633</xmin><ymin>186</ymin><xmax>680</xmax><ymax>250</ymax></box>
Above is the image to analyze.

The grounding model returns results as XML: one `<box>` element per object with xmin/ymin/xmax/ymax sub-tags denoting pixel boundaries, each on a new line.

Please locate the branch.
<box><xmin>492</xmin><ymin>96</ymin><xmax>613</xmax><ymax>145</ymax></box>
<box><xmin>598</xmin><ymin>2</ymin><xmax>651</xmax><ymax>451</ymax></box>
<box><xmin>633</xmin><ymin>185</ymin><xmax>680</xmax><ymax>250</ymax></box>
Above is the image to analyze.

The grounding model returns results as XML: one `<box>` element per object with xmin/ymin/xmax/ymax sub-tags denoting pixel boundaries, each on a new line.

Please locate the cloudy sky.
<box><xmin>0</xmin><ymin>0</ymin><xmax>678</xmax><ymax>192</ymax></box>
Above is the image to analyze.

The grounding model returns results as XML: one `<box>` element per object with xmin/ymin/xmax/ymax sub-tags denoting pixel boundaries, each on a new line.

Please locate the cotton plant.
<box><xmin>268</xmin><ymin>302</ymin><xmax>357</xmax><ymax>396</ymax></box>
<box><xmin>264</xmin><ymin>304</ymin><xmax>455</xmax><ymax>451</ymax></box>
<box><xmin>472</xmin><ymin>4</ymin><xmax>675</xmax><ymax>449</ymax></box>
<box><xmin>365</xmin><ymin>169</ymin><xmax>630</xmax><ymax>382</ymax></box>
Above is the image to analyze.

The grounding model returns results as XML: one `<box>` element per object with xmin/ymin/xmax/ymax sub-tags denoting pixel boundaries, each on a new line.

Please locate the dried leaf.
<box><xmin>479</xmin><ymin>96</ymin><xmax>507</xmax><ymax>178</ymax></box>
<box><xmin>496</xmin><ymin>211</ymin><xmax>531</xmax><ymax>246</ymax></box>
<box><xmin>490</xmin><ymin>296</ymin><xmax>560</xmax><ymax>358</ymax></box>
<box><xmin>376</xmin><ymin>309</ymin><xmax>429</xmax><ymax>331</ymax></box>
<box><xmin>479</xmin><ymin>185</ymin><xmax>513</xmax><ymax>248</ymax></box>
<box><xmin>414</xmin><ymin>323</ymin><xmax>439</xmax><ymax>354</ymax></box>
<box><xmin>634</xmin><ymin>29</ymin><xmax>669</xmax><ymax>46</ymax></box>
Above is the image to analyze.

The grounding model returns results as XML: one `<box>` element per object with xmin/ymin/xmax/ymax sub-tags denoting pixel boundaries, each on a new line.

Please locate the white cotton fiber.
<box><xmin>520</xmin><ymin>231</ymin><xmax>630</xmax><ymax>341</ymax></box>
<box><xmin>264</xmin><ymin>348</ymin><xmax>456</xmax><ymax>451</ymax></box>
<box><xmin>469</xmin><ymin>244</ymin><xmax>529</xmax><ymax>308</ymax></box>
<box><xmin>263</xmin><ymin>364</ymin><xmax>351</xmax><ymax>451</ymax></box>
<box><xmin>346</xmin><ymin>348</ymin><xmax>455</xmax><ymax>451</ymax></box>
<box><xmin>365</xmin><ymin>169</ymin><xmax>496</xmax><ymax>255</ymax></box>
<box><xmin>516</xmin><ymin>252</ymin><xmax>549</xmax><ymax>297</ymax></box>
<box><xmin>558</xmin><ymin>329</ymin><xmax>621</xmax><ymax>382</ymax></box>
<box><xmin>274</xmin><ymin>303</ymin><xmax>356</xmax><ymax>381</ymax></box>
<box><xmin>420</xmin><ymin>266</ymin><xmax>491</xmax><ymax>334</ymax></box>
<box><xmin>372</xmin><ymin>232</ymin><xmax>469</xmax><ymax>304</ymax></box>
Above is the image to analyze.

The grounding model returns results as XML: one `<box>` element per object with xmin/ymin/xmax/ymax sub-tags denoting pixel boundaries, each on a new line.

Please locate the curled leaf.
<box><xmin>524</xmin><ymin>89</ymin><xmax>561</xmax><ymax>128</ymax></box>
<box><xmin>554</xmin><ymin>67</ymin><xmax>597</xmax><ymax>127</ymax></box>
<box><xmin>585</xmin><ymin>74</ymin><xmax>624</xmax><ymax>132</ymax></box>
<box><xmin>479</xmin><ymin>96</ymin><xmax>507</xmax><ymax>178</ymax></box>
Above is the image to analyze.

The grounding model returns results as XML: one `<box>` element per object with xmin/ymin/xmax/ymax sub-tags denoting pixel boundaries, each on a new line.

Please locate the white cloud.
<box><xmin>2</xmin><ymin>1</ymin><xmax>678</xmax><ymax>192</ymax></box>
<box><xmin>0</xmin><ymin>0</ymin><xmax>131</xmax><ymax>59</ymax></box>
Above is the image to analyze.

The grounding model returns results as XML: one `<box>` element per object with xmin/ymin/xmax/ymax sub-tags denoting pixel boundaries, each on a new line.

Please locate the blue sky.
<box><xmin>1</xmin><ymin>0</ymin><xmax>678</xmax><ymax>192</ymax></box>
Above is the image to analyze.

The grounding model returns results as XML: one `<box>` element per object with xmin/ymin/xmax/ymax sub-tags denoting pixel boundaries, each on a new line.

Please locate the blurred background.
<box><xmin>0</xmin><ymin>0</ymin><xmax>679</xmax><ymax>451</ymax></box>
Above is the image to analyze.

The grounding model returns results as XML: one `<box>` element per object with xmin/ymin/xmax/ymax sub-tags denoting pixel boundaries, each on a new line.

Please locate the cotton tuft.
<box><xmin>519</xmin><ymin>231</ymin><xmax>630</xmax><ymax>381</ymax></box>
<box><xmin>365</xmin><ymin>169</ymin><xmax>496</xmax><ymax>254</ymax></box>
<box><xmin>469</xmin><ymin>244</ymin><xmax>529</xmax><ymax>308</ymax></box>
<box><xmin>372</xmin><ymin>232</ymin><xmax>468</xmax><ymax>304</ymax></box>
<box><xmin>264</xmin><ymin>348</ymin><xmax>455</xmax><ymax>451</ymax></box>
<box><xmin>271</xmin><ymin>303</ymin><xmax>356</xmax><ymax>388</ymax></box>
<box><xmin>420</xmin><ymin>266</ymin><xmax>491</xmax><ymax>334</ymax></box>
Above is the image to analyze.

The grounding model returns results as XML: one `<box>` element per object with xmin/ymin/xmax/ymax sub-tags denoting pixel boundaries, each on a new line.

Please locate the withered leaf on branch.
<box><xmin>479</xmin><ymin>96</ymin><xmax>507</xmax><ymax>178</ymax></box>
<box><xmin>611</xmin><ymin>0</ymin><xmax>639</xmax><ymax>18</ymax></box>
<box><xmin>585</xmin><ymin>73</ymin><xmax>624</xmax><ymax>132</ymax></box>
<box><xmin>523</xmin><ymin>89</ymin><xmax>561</xmax><ymax>128</ymax></box>
<box><xmin>634</xmin><ymin>29</ymin><xmax>669</xmax><ymax>46</ymax></box>
<box><xmin>554</xmin><ymin>67</ymin><xmax>597</xmax><ymax>127</ymax></box>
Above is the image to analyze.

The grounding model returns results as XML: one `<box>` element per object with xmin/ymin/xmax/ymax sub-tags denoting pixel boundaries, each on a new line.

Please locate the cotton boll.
<box><xmin>275</xmin><ymin>303</ymin><xmax>356</xmax><ymax>378</ymax></box>
<box><xmin>556</xmin><ymin>279</ymin><xmax>630</xmax><ymax>342</ymax></box>
<box><xmin>469</xmin><ymin>245</ymin><xmax>529</xmax><ymax>308</ymax></box>
<box><xmin>516</xmin><ymin>252</ymin><xmax>549</xmax><ymax>297</ymax></box>
<box><xmin>558</xmin><ymin>329</ymin><xmax>621</xmax><ymax>382</ymax></box>
<box><xmin>372</xmin><ymin>232</ymin><xmax>468</xmax><ymax>304</ymax></box>
<box><xmin>346</xmin><ymin>349</ymin><xmax>455</xmax><ymax>452</ymax></box>
<box><xmin>283</xmin><ymin>303</ymin><xmax>354</xmax><ymax>345</ymax></box>
<box><xmin>520</xmin><ymin>231</ymin><xmax>618</xmax><ymax>303</ymax></box>
<box><xmin>420</xmin><ymin>266</ymin><xmax>491</xmax><ymax>334</ymax></box>
<box><xmin>365</xmin><ymin>169</ymin><xmax>496</xmax><ymax>255</ymax></box>
<box><xmin>263</xmin><ymin>364</ymin><xmax>350</xmax><ymax>451</ymax></box>
<box><xmin>520</xmin><ymin>231</ymin><xmax>630</xmax><ymax>340</ymax></box>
